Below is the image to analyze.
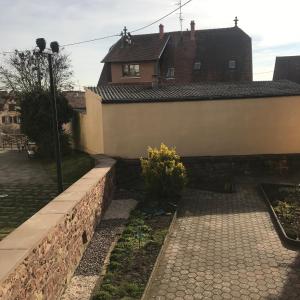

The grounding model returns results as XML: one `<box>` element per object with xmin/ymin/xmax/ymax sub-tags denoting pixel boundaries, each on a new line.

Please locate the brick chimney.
<box><xmin>152</xmin><ymin>74</ymin><xmax>159</xmax><ymax>89</ymax></box>
<box><xmin>190</xmin><ymin>20</ymin><xmax>195</xmax><ymax>40</ymax></box>
<box><xmin>159</xmin><ymin>24</ymin><xmax>164</xmax><ymax>39</ymax></box>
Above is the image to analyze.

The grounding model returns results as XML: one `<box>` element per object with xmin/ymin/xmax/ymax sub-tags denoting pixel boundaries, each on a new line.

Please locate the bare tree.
<box><xmin>0</xmin><ymin>50</ymin><xmax>74</xmax><ymax>93</ymax></box>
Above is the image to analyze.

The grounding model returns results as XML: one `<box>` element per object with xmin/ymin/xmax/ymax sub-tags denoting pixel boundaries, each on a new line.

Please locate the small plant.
<box><xmin>140</xmin><ymin>143</ymin><xmax>187</xmax><ymax>205</ymax></box>
<box><xmin>274</xmin><ymin>200</ymin><xmax>300</xmax><ymax>239</ymax></box>
<box><xmin>92</xmin><ymin>290</ymin><xmax>112</xmax><ymax>300</ymax></box>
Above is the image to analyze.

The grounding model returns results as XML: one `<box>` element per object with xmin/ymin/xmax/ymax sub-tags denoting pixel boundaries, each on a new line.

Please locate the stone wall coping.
<box><xmin>0</xmin><ymin>155</ymin><xmax>115</xmax><ymax>285</ymax></box>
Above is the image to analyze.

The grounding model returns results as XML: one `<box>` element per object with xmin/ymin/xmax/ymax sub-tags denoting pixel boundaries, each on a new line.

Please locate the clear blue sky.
<box><xmin>1</xmin><ymin>0</ymin><xmax>300</xmax><ymax>88</ymax></box>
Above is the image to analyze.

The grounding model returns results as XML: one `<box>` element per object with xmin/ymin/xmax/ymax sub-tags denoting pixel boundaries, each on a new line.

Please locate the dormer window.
<box><xmin>166</xmin><ymin>67</ymin><xmax>175</xmax><ymax>78</ymax></box>
<box><xmin>122</xmin><ymin>64</ymin><xmax>140</xmax><ymax>77</ymax></box>
<box><xmin>228</xmin><ymin>60</ymin><xmax>237</xmax><ymax>69</ymax></box>
<box><xmin>193</xmin><ymin>62</ymin><xmax>201</xmax><ymax>70</ymax></box>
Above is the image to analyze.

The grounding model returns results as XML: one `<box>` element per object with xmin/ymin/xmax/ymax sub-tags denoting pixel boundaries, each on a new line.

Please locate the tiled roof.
<box><xmin>62</xmin><ymin>91</ymin><xmax>86</xmax><ymax>109</ymax></box>
<box><xmin>102</xmin><ymin>34</ymin><xmax>170</xmax><ymax>63</ymax></box>
<box><xmin>273</xmin><ymin>56</ymin><xmax>300</xmax><ymax>84</ymax></box>
<box><xmin>89</xmin><ymin>81</ymin><xmax>300</xmax><ymax>104</ymax></box>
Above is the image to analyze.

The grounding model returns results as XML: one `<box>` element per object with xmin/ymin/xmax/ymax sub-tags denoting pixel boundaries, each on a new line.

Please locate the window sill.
<box><xmin>121</xmin><ymin>76</ymin><xmax>141</xmax><ymax>79</ymax></box>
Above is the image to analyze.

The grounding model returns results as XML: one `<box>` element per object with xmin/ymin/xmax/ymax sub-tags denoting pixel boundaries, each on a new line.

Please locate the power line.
<box><xmin>131</xmin><ymin>0</ymin><xmax>192</xmax><ymax>33</ymax></box>
<box><xmin>62</xmin><ymin>0</ymin><xmax>193</xmax><ymax>45</ymax></box>
<box><xmin>0</xmin><ymin>0</ymin><xmax>193</xmax><ymax>53</ymax></box>
<box><xmin>61</xmin><ymin>34</ymin><xmax>120</xmax><ymax>47</ymax></box>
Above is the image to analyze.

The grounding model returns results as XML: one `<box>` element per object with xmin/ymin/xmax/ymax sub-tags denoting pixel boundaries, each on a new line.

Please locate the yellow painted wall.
<box><xmin>111</xmin><ymin>62</ymin><xmax>155</xmax><ymax>84</ymax></box>
<box><xmin>101</xmin><ymin>96</ymin><xmax>300</xmax><ymax>158</ymax></box>
<box><xmin>76</xmin><ymin>89</ymin><xmax>103</xmax><ymax>154</ymax></box>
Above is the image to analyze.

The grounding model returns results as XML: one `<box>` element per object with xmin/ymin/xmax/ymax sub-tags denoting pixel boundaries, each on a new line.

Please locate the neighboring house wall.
<box><xmin>111</xmin><ymin>62</ymin><xmax>156</xmax><ymax>84</ymax></box>
<box><xmin>75</xmin><ymin>89</ymin><xmax>104</xmax><ymax>154</ymax></box>
<box><xmin>0</xmin><ymin>99</ymin><xmax>21</xmax><ymax>133</ymax></box>
<box><xmin>273</xmin><ymin>56</ymin><xmax>300</xmax><ymax>84</ymax></box>
<box><xmin>100</xmin><ymin>96</ymin><xmax>300</xmax><ymax>158</ymax></box>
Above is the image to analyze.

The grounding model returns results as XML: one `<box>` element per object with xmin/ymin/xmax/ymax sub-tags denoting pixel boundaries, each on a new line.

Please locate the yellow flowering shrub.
<box><xmin>140</xmin><ymin>143</ymin><xmax>187</xmax><ymax>202</ymax></box>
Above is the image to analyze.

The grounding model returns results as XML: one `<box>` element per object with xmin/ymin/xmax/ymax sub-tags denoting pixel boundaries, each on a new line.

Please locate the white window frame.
<box><xmin>122</xmin><ymin>64</ymin><xmax>140</xmax><ymax>77</ymax></box>
<box><xmin>193</xmin><ymin>62</ymin><xmax>201</xmax><ymax>70</ymax></box>
<box><xmin>166</xmin><ymin>67</ymin><xmax>175</xmax><ymax>79</ymax></box>
<box><xmin>228</xmin><ymin>60</ymin><xmax>237</xmax><ymax>69</ymax></box>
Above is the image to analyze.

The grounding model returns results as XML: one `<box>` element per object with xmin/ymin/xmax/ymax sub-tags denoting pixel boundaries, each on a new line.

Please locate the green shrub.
<box><xmin>122</xmin><ymin>282</ymin><xmax>143</xmax><ymax>297</ymax></box>
<box><xmin>92</xmin><ymin>290</ymin><xmax>112</xmax><ymax>300</ymax></box>
<box><xmin>102</xmin><ymin>284</ymin><xmax>118</xmax><ymax>295</ymax></box>
<box><xmin>140</xmin><ymin>143</ymin><xmax>187</xmax><ymax>203</ymax></box>
<box><xmin>109</xmin><ymin>261</ymin><xmax>122</xmax><ymax>272</ymax></box>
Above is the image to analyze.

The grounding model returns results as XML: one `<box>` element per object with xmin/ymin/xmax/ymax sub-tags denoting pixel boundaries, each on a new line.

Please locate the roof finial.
<box><xmin>234</xmin><ymin>16</ymin><xmax>239</xmax><ymax>27</ymax></box>
<box><xmin>123</xmin><ymin>26</ymin><xmax>128</xmax><ymax>36</ymax></box>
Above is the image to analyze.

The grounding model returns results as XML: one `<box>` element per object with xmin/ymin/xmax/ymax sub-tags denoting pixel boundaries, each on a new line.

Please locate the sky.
<box><xmin>1</xmin><ymin>0</ymin><xmax>300</xmax><ymax>88</ymax></box>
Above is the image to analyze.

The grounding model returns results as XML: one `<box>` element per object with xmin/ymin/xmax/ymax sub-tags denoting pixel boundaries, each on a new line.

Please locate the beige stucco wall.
<box><xmin>101</xmin><ymin>96</ymin><xmax>300</xmax><ymax>158</ymax></box>
<box><xmin>111</xmin><ymin>62</ymin><xmax>155</xmax><ymax>84</ymax></box>
<box><xmin>76</xmin><ymin>89</ymin><xmax>103</xmax><ymax>154</ymax></box>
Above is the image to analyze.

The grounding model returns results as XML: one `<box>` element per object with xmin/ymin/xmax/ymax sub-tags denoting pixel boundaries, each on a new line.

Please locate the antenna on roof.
<box><xmin>177</xmin><ymin>0</ymin><xmax>184</xmax><ymax>32</ymax></box>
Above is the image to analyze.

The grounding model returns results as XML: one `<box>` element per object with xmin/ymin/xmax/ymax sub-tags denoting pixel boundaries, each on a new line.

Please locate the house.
<box><xmin>273</xmin><ymin>56</ymin><xmax>300</xmax><ymax>84</ymax></box>
<box><xmin>62</xmin><ymin>91</ymin><xmax>86</xmax><ymax>111</ymax></box>
<box><xmin>98</xmin><ymin>20</ymin><xmax>252</xmax><ymax>86</ymax></box>
<box><xmin>74</xmin><ymin>81</ymin><xmax>300</xmax><ymax>158</ymax></box>
<box><xmin>0</xmin><ymin>91</ymin><xmax>21</xmax><ymax>133</ymax></box>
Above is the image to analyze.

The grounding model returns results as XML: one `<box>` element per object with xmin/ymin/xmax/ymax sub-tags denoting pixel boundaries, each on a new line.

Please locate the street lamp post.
<box><xmin>35</xmin><ymin>38</ymin><xmax>63</xmax><ymax>193</ymax></box>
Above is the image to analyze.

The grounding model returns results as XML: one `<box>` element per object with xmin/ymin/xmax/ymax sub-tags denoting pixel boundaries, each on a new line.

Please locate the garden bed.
<box><xmin>91</xmin><ymin>207</ymin><xmax>173</xmax><ymax>300</ymax></box>
<box><xmin>260</xmin><ymin>183</ymin><xmax>300</xmax><ymax>247</ymax></box>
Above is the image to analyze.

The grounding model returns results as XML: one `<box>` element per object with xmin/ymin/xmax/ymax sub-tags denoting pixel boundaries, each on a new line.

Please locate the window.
<box><xmin>122</xmin><ymin>64</ymin><xmax>140</xmax><ymax>77</ymax></box>
<box><xmin>166</xmin><ymin>67</ymin><xmax>175</xmax><ymax>78</ymax></box>
<box><xmin>2</xmin><ymin>116</ymin><xmax>10</xmax><ymax>124</ymax></box>
<box><xmin>193</xmin><ymin>62</ymin><xmax>201</xmax><ymax>70</ymax></box>
<box><xmin>228</xmin><ymin>60</ymin><xmax>237</xmax><ymax>69</ymax></box>
<box><xmin>8</xmin><ymin>104</ymin><xmax>15</xmax><ymax>111</ymax></box>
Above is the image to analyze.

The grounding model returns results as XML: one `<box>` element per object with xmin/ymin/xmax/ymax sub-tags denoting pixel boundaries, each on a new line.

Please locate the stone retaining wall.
<box><xmin>0</xmin><ymin>156</ymin><xmax>115</xmax><ymax>300</ymax></box>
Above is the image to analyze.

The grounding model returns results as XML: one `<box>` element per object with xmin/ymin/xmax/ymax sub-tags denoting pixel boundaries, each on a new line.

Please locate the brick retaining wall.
<box><xmin>0</xmin><ymin>156</ymin><xmax>115</xmax><ymax>300</ymax></box>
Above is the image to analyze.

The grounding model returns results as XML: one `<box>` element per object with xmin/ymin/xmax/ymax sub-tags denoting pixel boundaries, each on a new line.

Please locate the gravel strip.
<box><xmin>61</xmin><ymin>219</ymin><xmax>126</xmax><ymax>300</ymax></box>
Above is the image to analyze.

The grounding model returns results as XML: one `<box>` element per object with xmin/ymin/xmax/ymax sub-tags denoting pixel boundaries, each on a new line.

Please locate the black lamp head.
<box><xmin>50</xmin><ymin>41</ymin><xmax>59</xmax><ymax>53</ymax></box>
<box><xmin>36</xmin><ymin>38</ymin><xmax>46</xmax><ymax>53</ymax></box>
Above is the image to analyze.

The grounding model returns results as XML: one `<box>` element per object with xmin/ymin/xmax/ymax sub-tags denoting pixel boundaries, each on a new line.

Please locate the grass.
<box><xmin>42</xmin><ymin>150</ymin><xmax>95</xmax><ymax>185</ymax></box>
<box><xmin>92</xmin><ymin>207</ymin><xmax>172</xmax><ymax>300</ymax></box>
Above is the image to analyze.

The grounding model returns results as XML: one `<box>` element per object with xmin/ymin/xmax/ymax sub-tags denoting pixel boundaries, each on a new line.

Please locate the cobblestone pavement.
<box><xmin>144</xmin><ymin>185</ymin><xmax>300</xmax><ymax>300</ymax></box>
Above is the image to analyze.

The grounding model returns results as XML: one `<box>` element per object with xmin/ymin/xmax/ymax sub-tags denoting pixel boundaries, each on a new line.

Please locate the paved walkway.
<box><xmin>144</xmin><ymin>185</ymin><xmax>300</xmax><ymax>299</ymax></box>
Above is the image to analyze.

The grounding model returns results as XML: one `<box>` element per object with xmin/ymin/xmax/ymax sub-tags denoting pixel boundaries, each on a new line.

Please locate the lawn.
<box><xmin>42</xmin><ymin>150</ymin><xmax>95</xmax><ymax>185</ymax></box>
<box><xmin>0</xmin><ymin>151</ymin><xmax>94</xmax><ymax>241</ymax></box>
